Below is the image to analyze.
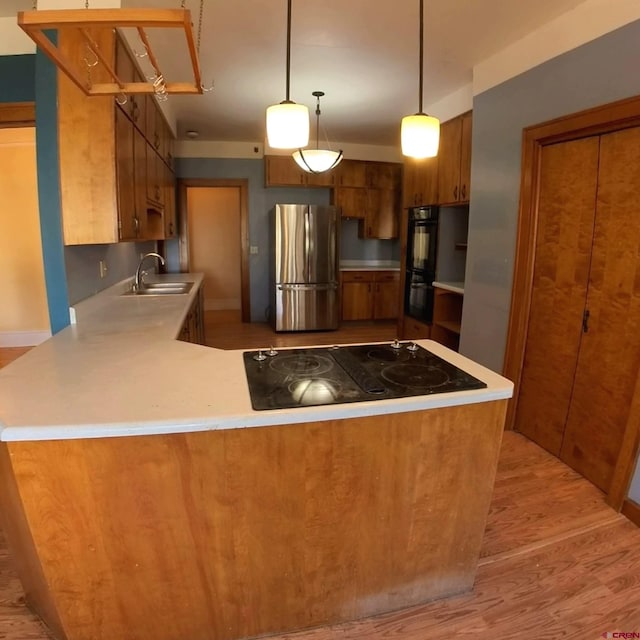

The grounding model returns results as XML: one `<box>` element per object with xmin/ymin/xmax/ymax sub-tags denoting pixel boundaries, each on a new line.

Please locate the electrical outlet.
<box><xmin>99</xmin><ymin>260</ymin><xmax>108</xmax><ymax>279</ymax></box>
<box><xmin>250</xmin><ymin>245</ymin><xmax>259</xmax><ymax>255</ymax></box>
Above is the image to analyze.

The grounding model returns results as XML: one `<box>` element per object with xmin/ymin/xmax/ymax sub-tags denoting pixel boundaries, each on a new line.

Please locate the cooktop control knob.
<box><xmin>267</xmin><ymin>346</ymin><xmax>278</xmax><ymax>357</ymax></box>
<box><xmin>253</xmin><ymin>350</ymin><xmax>267</xmax><ymax>362</ymax></box>
<box><xmin>407</xmin><ymin>342</ymin><xmax>419</xmax><ymax>352</ymax></box>
<box><xmin>390</xmin><ymin>339</ymin><xmax>402</xmax><ymax>350</ymax></box>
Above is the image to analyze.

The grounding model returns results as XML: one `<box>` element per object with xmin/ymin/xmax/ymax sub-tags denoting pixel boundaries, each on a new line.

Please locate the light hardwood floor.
<box><xmin>1</xmin><ymin>324</ymin><xmax>640</xmax><ymax>639</ymax></box>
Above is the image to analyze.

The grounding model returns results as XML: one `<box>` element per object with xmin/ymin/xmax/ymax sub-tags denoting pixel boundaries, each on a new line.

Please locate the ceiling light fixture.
<box><xmin>293</xmin><ymin>91</ymin><xmax>343</xmax><ymax>174</ymax></box>
<box><xmin>401</xmin><ymin>0</ymin><xmax>440</xmax><ymax>159</ymax></box>
<box><xmin>266</xmin><ymin>0</ymin><xmax>309</xmax><ymax>149</ymax></box>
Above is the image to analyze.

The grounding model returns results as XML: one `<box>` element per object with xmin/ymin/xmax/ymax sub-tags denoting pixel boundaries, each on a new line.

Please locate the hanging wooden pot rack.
<box><xmin>17</xmin><ymin>8</ymin><xmax>203</xmax><ymax>96</ymax></box>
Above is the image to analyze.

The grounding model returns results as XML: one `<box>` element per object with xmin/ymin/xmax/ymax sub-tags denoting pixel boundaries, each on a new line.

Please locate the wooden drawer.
<box><xmin>341</xmin><ymin>271</ymin><xmax>374</xmax><ymax>283</ymax></box>
<box><xmin>374</xmin><ymin>271</ymin><xmax>399</xmax><ymax>283</ymax></box>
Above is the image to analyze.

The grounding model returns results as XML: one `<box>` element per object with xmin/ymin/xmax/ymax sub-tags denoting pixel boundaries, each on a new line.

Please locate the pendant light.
<box><xmin>401</xmin><ymin>0</ymin><xmax>440</xmax><ymax>158</ymax></box>
<box><xmin>292</xmin><ymin>91</ymin><xmax>343</xmax><ymax>174</ymax></box>
<box><xmin>266</xmin><ymin>0</ymin><xmax>309</xmax><ymax>149</ymax></box>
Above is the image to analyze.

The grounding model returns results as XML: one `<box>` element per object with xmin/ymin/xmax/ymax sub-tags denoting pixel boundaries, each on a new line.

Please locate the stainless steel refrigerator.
<box><xmin>271</xmin><ymin>204</ymin><xmax>339</xmax><ymax>332</ymax></box>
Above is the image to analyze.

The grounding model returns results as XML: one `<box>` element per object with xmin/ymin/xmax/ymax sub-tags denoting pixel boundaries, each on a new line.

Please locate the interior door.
<box><xmin>560</xmin><ymin>126</ymin><xmax>640</xmax><ymax>490</ymax></box>
<box><xmin>515</xmin><ymin>137</ymin><xmax>599</xmax><ymax>455</ymax></box>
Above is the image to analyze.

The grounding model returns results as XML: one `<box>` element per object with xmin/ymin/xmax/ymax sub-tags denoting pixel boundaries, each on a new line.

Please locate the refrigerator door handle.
<box><xmin>278</xmin><ymin>283</ymin><xmax>338</xmax><ymax>291</ymax></box>
<box><xmin>304</xmin><ymin>209</ymin><xmax>311</xmax><ymax>282</ymax></box>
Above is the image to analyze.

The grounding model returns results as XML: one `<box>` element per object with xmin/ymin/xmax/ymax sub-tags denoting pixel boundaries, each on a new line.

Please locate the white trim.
<box><xmin>0</xmin><ymin>330</ymin><xmax>51</xmax><ymax>347</ymax></box>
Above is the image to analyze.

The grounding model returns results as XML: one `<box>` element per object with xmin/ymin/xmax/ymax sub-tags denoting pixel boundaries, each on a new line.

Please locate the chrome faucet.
<box><xmin>134</xmin><ymin>252</ymin><xmax>165</xmax><ymax>291</ymax></box>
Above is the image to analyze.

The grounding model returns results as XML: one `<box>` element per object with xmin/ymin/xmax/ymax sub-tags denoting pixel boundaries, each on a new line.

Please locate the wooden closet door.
<box><xmin>515</xmin><ymin>137</ymin><xmax>599</xmax><ymax>455</ymax></box>
<box><xmin>560</xmin><ymin>126</ymin><xmax>640</xmax><ymax>491</ymax></box>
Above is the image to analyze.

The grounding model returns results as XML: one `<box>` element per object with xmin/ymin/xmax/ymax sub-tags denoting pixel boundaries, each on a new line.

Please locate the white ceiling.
<box><xmin>7</xmin><ymin>0</ymin><xmax>591</xmax><ymax>144</ymax></box>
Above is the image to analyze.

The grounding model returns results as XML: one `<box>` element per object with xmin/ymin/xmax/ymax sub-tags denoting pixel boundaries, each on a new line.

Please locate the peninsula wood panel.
<box><xmin>515</xmin><ymin>137</ymin><xmax>599</xmax><ymax>455</ymax></box>
<box><xmin>561</xmin><ymin>126</ymin><xmax>640</xmax><ymax>490</ymax></box>
<box><xmin>0</xmin><ymin>402</ymin><xmax>506</xmax><ymax>640</ymax></box>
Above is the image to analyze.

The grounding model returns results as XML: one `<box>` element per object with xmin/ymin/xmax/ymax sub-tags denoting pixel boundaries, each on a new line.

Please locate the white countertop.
<box><xmin>340</xmin><ymin>260</ymin><xmax>401</xmax><ymax>271</ymax></box>
<box><xmin>433</xmin><ymin>281</ymin><xmax>465</xmax><ymax>295</ymax></box>
<box><xmin>0</xmin><ymin>274</ymin><xmax>512</xmax><ymax>442</ymax></box>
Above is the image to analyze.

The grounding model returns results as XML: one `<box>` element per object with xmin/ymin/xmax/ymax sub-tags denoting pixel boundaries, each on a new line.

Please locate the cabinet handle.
<box><xmin>168</xmin><ymin>221</ymin><xmax>174</xmax><ymax>235</ymax></box>
<box><xmin>454</xmin><ymin>185</ymin><xmax>458</xmax><ymax>200</ymax></box>
<box><xmin>461</xmin><ymin>184</ymin><xmax>467</xmax><ymax>200</ymax></box>
<box><xmin>134</xmin><ymin>216</ymin><xmax>140</xmax><ymax>236</ymax></box>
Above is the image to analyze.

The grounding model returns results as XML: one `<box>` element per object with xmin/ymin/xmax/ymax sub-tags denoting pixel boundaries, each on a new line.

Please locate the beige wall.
<box><xmin>0</xmin><ymin>128</ymin><xmax>50</xmax><ymax>342</ymax></box>
<box><xmin>187</xmin><ymin>187</ymin><xmax>242</xmax><ymax>310</ymax></box>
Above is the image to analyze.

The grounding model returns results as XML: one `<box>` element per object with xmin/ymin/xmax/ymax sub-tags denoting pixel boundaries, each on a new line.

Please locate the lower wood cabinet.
<box><xmin>179</xmin><ymin>285</ymin><xmax>205</xmax><ymax>345</ymax></box>
<box><xmin>341</xmin><ymin>271</ymin><xmax>400</xmax><ymax>321</ymax></box>
<box><xmin>401</xmin><ymin>317</ymin><xmax>432</xmax><ymax>340</ymax></box>
<box><xmin>431</xmin><ymin>286</ymin><xmax>463</xmax><ymax>351</ymax></box>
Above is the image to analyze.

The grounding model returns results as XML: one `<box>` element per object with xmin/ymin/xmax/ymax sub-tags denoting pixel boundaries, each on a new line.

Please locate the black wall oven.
<box><xmin>404</xmin><ymin>206</ymin><xmax>438</xmax><ymax>324</ymax></box>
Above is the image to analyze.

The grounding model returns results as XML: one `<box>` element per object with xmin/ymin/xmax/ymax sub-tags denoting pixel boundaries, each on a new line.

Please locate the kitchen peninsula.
<box><xmin>0</xmin><ymin>275</ymin><xmax>512</xmax><ymax>640</ymax></box>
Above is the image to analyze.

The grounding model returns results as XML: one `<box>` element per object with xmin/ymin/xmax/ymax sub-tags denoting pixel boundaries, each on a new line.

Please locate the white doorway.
<box><xmin>178</xmin><ymin>179</ymin><xmax>250</xmax><ymax>322</ymax></box>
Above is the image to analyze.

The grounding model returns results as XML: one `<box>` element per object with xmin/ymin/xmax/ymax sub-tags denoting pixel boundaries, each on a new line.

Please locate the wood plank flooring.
<box><xmin>2</xmin><ymin>323</ymin><xmax>640</xmax><ymax>639</ymax></box>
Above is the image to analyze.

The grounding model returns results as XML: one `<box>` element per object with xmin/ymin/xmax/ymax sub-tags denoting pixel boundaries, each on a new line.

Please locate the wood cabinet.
<box><xmin>401</xmin><ymin>317</ymin><xmax>431</xmax><ymax>340</ymax></box>
<box><xmin>403</xmin><ymin>155</ymin><xmax>438</xmax><ymax>207</ymax></box>
<box><xmin>431</xmin><ymin>286</ymin><xmax>463</xmax><ymax>351</ymax></box>
<box><xmin>264</xmin><ymin>155</ymin><xmax>335</xmax><ymax>187</ymax></box>
<box><xmin>341</xmin><ymin>271</ymin><xmax>400</xmax><ymax>321</ymax></box>
<box><xmin>335</xmin><ymin>159</ymin><xmax>367</xmax><ymax>187</ymax></box>
<box><xmin>178</xmin><ymin>285</ymin><xmax>205</xmax><ymax>345</ymax></box>
<box><xmin>515</xmin><ymin>126</ymin><xmax>640</xmax><ymax>493</ymax></box>
<box><xmin>57</xmin><ymin>29</ymin><xmax>176</xmax><ymax>245</ymax></box>
<box><xmin>334</xmin><ymin>187</ymin><xmax>366</xmax><ymax>219</ymax></box>
<box><xmin>437</xmin><ymin>112</ymin><xmax>472</xmax><ymax>205</ymax></box>
<box><xmin>366</xmin><ymin>162</ymin><xmax>401</xmax><ymax>190</ymax></box>
<box><xmin>360</xmin><ymin>188</ymin><xmax>399</xmax><ymax>239</ymax></box>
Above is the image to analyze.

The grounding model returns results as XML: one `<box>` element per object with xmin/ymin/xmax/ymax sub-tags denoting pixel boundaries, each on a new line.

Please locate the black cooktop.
<box><xmin>243</xmin><ymin>342</ymin><xmax>487</xmax><ymax>411</ymax></box>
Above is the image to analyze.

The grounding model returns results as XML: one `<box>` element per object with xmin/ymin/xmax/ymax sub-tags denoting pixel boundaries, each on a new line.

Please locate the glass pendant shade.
<box><xmin>266</xmin><ymin>101</ymin><xmax>310</xmax><ymax>149</ymax></box>
<box><xmin>401</xmin><ymin>113</ymin><xmax>440</xmax><ymax>159</ymax></box>
<box><xmin>293</xmin><ymin>149</ymin><xmax>343</xmax><ymax>173</ymax></box>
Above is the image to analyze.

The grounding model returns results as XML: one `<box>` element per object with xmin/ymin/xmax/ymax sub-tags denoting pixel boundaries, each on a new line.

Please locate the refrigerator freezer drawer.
<box><xmin>274</xmin><ymin>284</ymin><xmax>339</xmax><ymax>331</ymax></box>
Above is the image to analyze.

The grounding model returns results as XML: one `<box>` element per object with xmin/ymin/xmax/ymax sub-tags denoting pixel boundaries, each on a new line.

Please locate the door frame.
<box><xmin>503</xmin><ymin>94</ymin><xmax>640</xmax><ymax>509</ymax></box>
<box><xmin>177</xmin><ymin>178</ymin><xmax>250</xmax><ymax>322</ymax></box>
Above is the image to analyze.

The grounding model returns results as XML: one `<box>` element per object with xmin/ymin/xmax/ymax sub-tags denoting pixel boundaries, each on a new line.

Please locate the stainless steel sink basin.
<box><xmin>123</xmin><ymin>282</ymin><xmax>194</xmax><ymax>296</ymax></box>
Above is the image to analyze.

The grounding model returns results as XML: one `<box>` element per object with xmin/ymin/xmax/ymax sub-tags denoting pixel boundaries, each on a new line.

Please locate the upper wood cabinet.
<box><xmin>57</xmin><ymin>30</ymin><xmax>176</xmax><ymax>245</ymax></box>
<box><xmin>437</xmin><ymin>111</ymin><xmax>472</xmax><ymax>205</ymax></box>
<box><xmin>360</xmin><ymin>189</ymin><xmax>399</xmax><ymax>239</ymax></box>
<box><xmin>335</xmin><ymin>160</ymin><xmax>367</xmax><ymax>187</ymax></box>
<box><xmin>333</xmin><ymin>187</ymin><xmax>366</xmax><ymax>219</ymax></box>
<box><xmin>403</xmin><ymin>156</ymin><xmax>438</xmax><ymax>208</ymax></box>
<box><xmin>366</xmin><ymin>162</ymin><xmax>401</xmax><ymax>190</ymax></box>
<box><xmin>264</xmin><ymin>155</ymin><xmax>335</xmax><ymax>187</ymax></box>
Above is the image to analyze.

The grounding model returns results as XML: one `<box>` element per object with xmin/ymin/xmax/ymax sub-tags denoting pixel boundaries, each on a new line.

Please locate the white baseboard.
<box><xmin>0</xmin><ymin>330</ymin><xmax>51</xmax><ymax>347</ymax></box>
<box><xmin>204</xmin><ymin>299</ymin><xmax>241</xmax><ymax>311</ymax></box>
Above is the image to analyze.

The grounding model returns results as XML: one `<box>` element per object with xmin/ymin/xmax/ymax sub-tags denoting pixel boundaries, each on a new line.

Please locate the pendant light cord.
<box><xmin>418</xmin><ymin>0</ymin><xmax>424</xmax><ymax>114</ymax></box>
<box><xmin>285</xmin><ymin>0</ymin><xmax>292</xmax><ymax>102</ymax></box>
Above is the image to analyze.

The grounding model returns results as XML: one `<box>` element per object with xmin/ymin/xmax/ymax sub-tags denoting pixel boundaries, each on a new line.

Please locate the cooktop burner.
<box><xmin>243</xmin><ymin>342</ymin><xmax>486</xmax><ymax>411</ymax></box>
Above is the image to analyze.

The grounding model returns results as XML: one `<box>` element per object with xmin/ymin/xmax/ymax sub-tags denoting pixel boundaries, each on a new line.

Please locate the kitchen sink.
<box><xmin>123</xmin><ymin>282</ymin><xmax>194</xmax><ymax>296</ymax></box>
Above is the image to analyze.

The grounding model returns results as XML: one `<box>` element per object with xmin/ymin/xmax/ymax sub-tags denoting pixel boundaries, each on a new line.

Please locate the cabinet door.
<box><xmin>336</xmin><ymin>159</ymin><xmax>367</xmax><ymax>187</ymax></box>
<box><xmin>437</xmin><ymin>117</ymin><xmax>463</xmax><ymax>205</ymax></box>
<box><xmin>403</xmin><ymin>157</ymin><xmax>438</xmax><ymax>207</ymax></box>
<box><xmin>515</xmin><ymin>137</ymin><xmax>599</xmax><ymax>456</ymax></box>
<box><xmin>362</xmin><ymin>189</ymin><xmax>398</xmax><ymax>239</ymax></box>
<box><xmin>133</xmin><ymin>126</ymin><xmax>147</xmax><ymax>239</ymax></box>
<box><xmin>459</xmin><ymin>112</ymin><xmax>472</xmax><ymax>202</ymax></box>
<box><xmin>373</xmin><ymin>273</ymin><xmax>400</xmax><ymax>320</ymax></box>
<box><xmin>306</xmin><ymin>168</ymin><xmax>337</xmax><ymax>187</ymax></box>
<box><xmin>402</xmin><ymin>317</ymin><xmax>431</xmax><ymax>340</ymax></box>
<box><xmin>341</xmin><ymin>281</ymin><xmax>373</xmax><ymax>320</ymax></box>
<box><xmin>334</xmin><ymin>187</ymin><xmax>366</xmax><ymax>219</ymax></box>
<box><xmin>115</xmin><ymin>108</ymin><xmax>138</xmax><ymax>241</ymax></box>
<box><xmin>265</xmin><ymin>155</ymin><xmax>306</xmax><ymax>186</ymax></box>
<box><xmin>560</xmin><ymin>126</ymin><xmax>640</xmax><ymax>491</ymax></box>
<box><xmin>367</xmin><ymin>162</ymin><xmax>401</xmax><ymax>189</ymax></box>
<box><xmin>163</xmin><ymin>164</ymin><xmax>177</xmax><ymax>239</ymax></box>
<box><xmin>146</xmin><ymin>146</ymin><xmax>163</xmax><ymax>207</ymax></box>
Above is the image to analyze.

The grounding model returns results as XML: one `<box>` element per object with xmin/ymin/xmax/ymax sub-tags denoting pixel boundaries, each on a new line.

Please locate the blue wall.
<box><xmin>461</xmin><ymin>18</ymin><xmax>640</xmax><ymax>373</ymax></box>
<box><xmin>0</xmin><ymin>54</ymin><xmax>35</xmax><ymax>102</ymax></box>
